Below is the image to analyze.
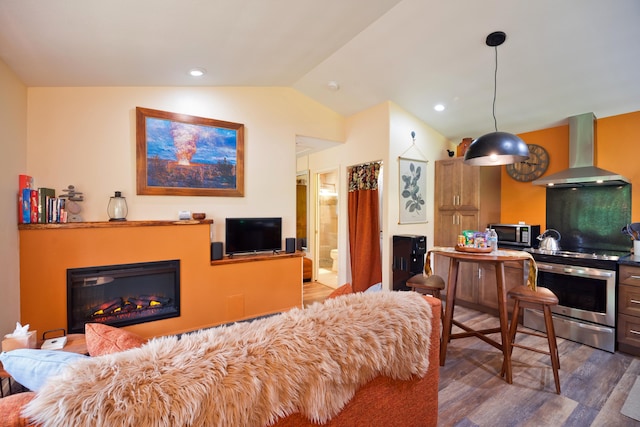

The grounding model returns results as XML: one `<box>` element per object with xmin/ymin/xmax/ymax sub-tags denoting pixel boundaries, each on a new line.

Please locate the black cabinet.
<box><xmin>392</xmin><ymin>235</ymin><xmax>426</xmax><ymax>291</ymax></box>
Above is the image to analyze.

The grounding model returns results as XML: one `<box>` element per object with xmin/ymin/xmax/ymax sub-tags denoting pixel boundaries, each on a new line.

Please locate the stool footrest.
<box><xmin>511</xmin><ymin>342</ymin><xmax>552</xmax><ymax>356</ymax></box>
<box><xmin>514</xmin><ymin>328</ymin><xmax>548</xmax><ymax>340</ymax></box>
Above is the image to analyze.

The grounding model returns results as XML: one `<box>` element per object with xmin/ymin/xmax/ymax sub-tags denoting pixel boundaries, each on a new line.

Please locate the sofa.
<box><xmin>0</xmin><ymin>289</ymin><xmax>440</xmax><ymax>427</ymax></box>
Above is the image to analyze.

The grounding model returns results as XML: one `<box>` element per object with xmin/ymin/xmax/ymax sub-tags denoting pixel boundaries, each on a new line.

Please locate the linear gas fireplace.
<box><xmin>67</xmin><ymin>260</ymin><xmax>180</xmax><ymax>333</ymax></box>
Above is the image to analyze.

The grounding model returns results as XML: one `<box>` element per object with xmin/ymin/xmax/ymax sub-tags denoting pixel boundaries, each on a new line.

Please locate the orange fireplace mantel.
<box><xmin>19</xmin><ymin>221</ymin><xmax>303</xmax><ymax>339</ymax></box>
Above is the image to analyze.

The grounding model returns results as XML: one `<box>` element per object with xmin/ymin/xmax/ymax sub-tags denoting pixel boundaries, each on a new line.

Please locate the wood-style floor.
<box><xmin>302</xmin><ymin>287</ymin><xmax>640</xmax><ymax>426</ymax></box>
<box><xmin>303</xmin><ymin>280</ymin><xmax>334</xmax><ymax>306</ymax></box>
<box><xmin>438</xmin><ymin>305</ymin><xmax>640</xmax><ymax>427</ymax></box>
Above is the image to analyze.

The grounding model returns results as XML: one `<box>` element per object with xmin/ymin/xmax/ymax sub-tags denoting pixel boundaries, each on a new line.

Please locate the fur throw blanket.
<box><xmin>24</xmin><ymin>291</ymin><xmax>433</xmax><ymax>427</ymax></box>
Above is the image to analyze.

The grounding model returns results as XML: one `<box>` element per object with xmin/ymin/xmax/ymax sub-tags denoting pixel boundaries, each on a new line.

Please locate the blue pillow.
<box><xmin>364</xmin><ymin>282</ymin><xmax>383</xmax><ymax>293</ymax></box>
<box><xmin>0</xmin><ymin>349</ymin><xmax>87</xmax><ymax>391</ymax></box>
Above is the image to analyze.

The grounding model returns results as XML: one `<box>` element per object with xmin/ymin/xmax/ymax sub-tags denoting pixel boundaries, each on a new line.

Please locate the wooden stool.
<box><xmin>406</xmin><ymin>274</ymin><xmax>445</xmax><ymax>300</ymax></box>
<box><xmin>406</xmin><ymin>274</ymin><xmax>445</xmax><ymax>321</ymax></box>
<box><xmin>502</xmin><ymin>286</ymin><xmax>561</xmax><ymax>394</ymax></box>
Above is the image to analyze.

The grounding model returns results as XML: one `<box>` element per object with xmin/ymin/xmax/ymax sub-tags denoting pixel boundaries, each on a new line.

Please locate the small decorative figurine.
<box><xmin>60</xmin><ymin>185</ymin><xmax>84</xmax><ymax>222</ymax></box>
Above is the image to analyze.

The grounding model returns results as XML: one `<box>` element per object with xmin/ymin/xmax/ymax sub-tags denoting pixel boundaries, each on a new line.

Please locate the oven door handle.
<box><xmin>562</xmin><ymin>267</ymin><xmax>613</xmax><ymax>278</ymax></box>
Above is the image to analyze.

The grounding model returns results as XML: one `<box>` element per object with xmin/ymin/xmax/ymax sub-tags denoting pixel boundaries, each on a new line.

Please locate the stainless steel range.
<box><xmin>524</xmin><ymin>248</ymin><xmax>624</xmax><ymax>353</ymax></box>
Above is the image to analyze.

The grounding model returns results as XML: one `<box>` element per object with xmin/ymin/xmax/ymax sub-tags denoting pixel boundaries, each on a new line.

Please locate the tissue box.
<box><xmin>2</xmin><ymin>330</ymin><xmax>37</xmax><ymax>351</ymax></box>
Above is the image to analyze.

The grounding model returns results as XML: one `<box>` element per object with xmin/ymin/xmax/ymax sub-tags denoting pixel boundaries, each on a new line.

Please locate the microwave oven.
<box><xmin>488</xmin><ymin>224</ymin><xmax>540</xmax><ymax>248</ymax></box>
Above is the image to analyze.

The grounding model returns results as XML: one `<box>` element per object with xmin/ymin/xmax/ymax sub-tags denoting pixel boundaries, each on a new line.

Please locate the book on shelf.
<box><xmin>58</xmin><ymin>198</ymin><xmax>67</xmax><ymax>223</ymax></box>
<box><xmin>37</xmin><ymin>188</ymin><xmax>56</xmax><ymax>223</ymax></box>
<box><xmin>19</xmin><ymin>174</ymin><xmax>33</xmax><ymax>191</ymax></box>
<box><xmin>47</xmin><ymin>197</ymin><xmax>67</xmax><ymax>224</ymax></box>
<box><xmin>16</xmin><ymin>176</ymin><xmax>69</xmax><ymax>225</ymax></box>
<box><xmin>18</xmin><ymin>174</ymin><xmax>33</xmax><ymax>225</ymax></box>
<box><xmin>21</xmin><ymin>188</ymin><xmax>32</xmax><ymax>224</ymax></box>
<box><xmin>29</xmin><ymin>190</ymin><xmax>38</xmax><ymax>223</ymax></box>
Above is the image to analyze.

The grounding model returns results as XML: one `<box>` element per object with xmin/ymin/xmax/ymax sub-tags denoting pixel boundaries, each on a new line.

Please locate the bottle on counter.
<box><xmin>488</xmin><ymin>228</ymin><xmax>498</xmax><ymax>252</ymax></box>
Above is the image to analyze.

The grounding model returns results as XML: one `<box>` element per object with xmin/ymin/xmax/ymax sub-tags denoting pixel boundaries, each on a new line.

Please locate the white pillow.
<box><xmin>0</xmin><ymin>349</ymin><xmax>87</xmax><ymax>391</ymax></box>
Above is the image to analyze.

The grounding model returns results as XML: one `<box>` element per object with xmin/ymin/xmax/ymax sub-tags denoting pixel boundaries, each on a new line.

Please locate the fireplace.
<box><xmin>67</xmin><ymin>260</ymin><xmax>180</xmax><ymax>333</ymax></box>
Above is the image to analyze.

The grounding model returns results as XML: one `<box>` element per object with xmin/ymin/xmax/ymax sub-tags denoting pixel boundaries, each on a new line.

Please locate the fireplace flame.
<box><xmin>89</xmin><ymin>295</ymin><xmax>170</xmax><ymax>319</ymax></box>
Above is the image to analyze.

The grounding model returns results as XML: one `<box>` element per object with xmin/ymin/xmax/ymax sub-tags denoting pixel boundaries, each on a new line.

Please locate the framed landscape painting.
<box><xmin>136</xmin><ymin>107</ymin><xmax>245</xmax><ymax>197</ymax></box>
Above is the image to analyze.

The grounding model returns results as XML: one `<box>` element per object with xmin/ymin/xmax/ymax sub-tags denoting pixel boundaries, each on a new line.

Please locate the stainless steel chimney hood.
<box><xmin>532</xmin><ymin>112</ymin><xmax>630</xmax><ymax>187</ymax></box>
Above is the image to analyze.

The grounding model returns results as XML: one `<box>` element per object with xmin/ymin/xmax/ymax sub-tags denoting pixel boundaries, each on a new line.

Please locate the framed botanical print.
<box><xmin>398</xmin><ymin>157</ymin><xmax>427</xmax><ymax>224</ymax></box>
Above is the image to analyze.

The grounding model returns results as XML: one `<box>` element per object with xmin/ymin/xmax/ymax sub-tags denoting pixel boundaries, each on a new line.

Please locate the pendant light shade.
<box><xmin>463</xmin><ymin>131</ymin><xmax>529</xmax><ymax>166</ymax></box>
<box><xmin>464</xmin><ymin>31</ymin><xmax>529</xmax><ymax>166</ymax></box>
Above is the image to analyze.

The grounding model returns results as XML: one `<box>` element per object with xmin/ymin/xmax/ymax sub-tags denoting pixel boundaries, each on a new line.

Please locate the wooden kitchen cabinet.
<box><xmin>434</xmin><ymin>158</ymin><xmax>501</xmax><ymax>246</ymax></box>
<box><xmin>433</xmin><ymin>253</ymin><xmax>478</xmax><ymax>305</ymax></box>
<box><xmin>433</xmin><ymin>157</ymin><xmax>501</xmax><ymax>312</ymax></box>
<box><xmin>617</xmin><ymin>264</ymin><xmax>640</xmax><ymax>356</ymax></box>
<box><xmin>435</xmin><ymin>210</ymin><xmax>479</xmax><ymax>247</ymax></box>
<box><xmin>435</xmin><ymin>158</ymin><xmax>480</xmax><ymax>211</ymax></box>
<box><xmin>477</xmin><ymin>260</ymin><xmax>528</xmax><ymax>312</ymax></box>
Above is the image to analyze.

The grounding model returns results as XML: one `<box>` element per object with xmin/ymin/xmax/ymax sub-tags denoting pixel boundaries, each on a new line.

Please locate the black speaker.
<box><xmin>285</xmin><ymin>237</ymin><xmax>296</xmax><ymax>253</ymax></box>
<box><xmin>211</xmin><ymin>242</ymin><xmax>223</xmax><ymax>260</ymax></box>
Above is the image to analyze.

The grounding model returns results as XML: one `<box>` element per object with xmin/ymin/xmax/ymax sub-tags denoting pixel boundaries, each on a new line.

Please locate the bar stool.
<box><xmin>502</xmin><ymin>286</ymin><xmax>561</xmax><ymax>394</ymax></box>
<box><xmin>406</xmin><ymin>274</ymin><xmax>444</xmax><ymax>298</ymax></box>
<box><xmin>406</xmin><ymin>274</ymin><xmax>445</xmax><ymax>320</ymax></box>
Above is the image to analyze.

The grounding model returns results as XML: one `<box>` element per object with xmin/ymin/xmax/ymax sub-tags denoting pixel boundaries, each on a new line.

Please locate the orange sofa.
<box><xmin>0</xmin><ymin>292</ymin><xmax>440</xmax><ymax>426</ymax></box>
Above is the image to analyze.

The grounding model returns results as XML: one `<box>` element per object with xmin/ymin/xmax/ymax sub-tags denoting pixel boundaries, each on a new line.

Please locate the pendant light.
<box><xmin>464</xmin><ymin>31</ymin><xmax>529</xmax><ymax>166</ymax></box>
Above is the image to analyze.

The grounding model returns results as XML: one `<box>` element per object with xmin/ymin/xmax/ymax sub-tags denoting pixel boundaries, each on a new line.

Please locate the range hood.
<box><xmin>532</xmin><ymin>112</ymin><xmax>630</xmax><ymax>187</ymax></box>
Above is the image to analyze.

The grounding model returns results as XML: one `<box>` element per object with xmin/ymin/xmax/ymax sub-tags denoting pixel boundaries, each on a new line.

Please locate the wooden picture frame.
<box><xmin>136</xmin><ymin>107</ymin><xmax>245</xmax><ymax>197</ymax></box>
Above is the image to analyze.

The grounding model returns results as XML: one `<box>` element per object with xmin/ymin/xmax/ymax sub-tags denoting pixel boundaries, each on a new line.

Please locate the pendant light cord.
<box><xmin>492</xmin><ymin>45</ymin><xmax>499</xmax><ymax>132</ymax></box>
<box><xmin>464</xmin><ymin>31</ymin><xmax>529</xmax><ymax>166</ymax></box>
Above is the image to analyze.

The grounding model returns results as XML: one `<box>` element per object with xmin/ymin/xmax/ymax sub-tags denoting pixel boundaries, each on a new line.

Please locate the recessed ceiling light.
<box><xmin>327</xmin><ymin>81</ymin><xmax>340</xmax><ymax>91</ymax></box>
<box><xmin>434</xmin><ymin>104</ymin><xmax>445</xmax><ymax>112</ymax></box>
<box><xmin>189</xmin><ymin>68</ymin><xmax>206</xmax><ymax>77</ymax></box>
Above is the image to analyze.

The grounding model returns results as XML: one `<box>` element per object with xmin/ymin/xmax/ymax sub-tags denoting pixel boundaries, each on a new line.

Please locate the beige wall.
<box><xmin>7</xmin><ymin>73</ymin><xmax>448</xmax><ymax>336</ymax></box>
<box><xmin>386</xmin><ymin>102</ymin><xmax>450</xmax><ymax>286</ymax></box>
<box><xmin>26</xmin><ymin>87</ymin><xmax>345</xmax><ymax>245</ymax></box>
<box><xmin>301</xmin><ymin>102</ymin><xmax>388</xmax><ymax>287</ymax></box>
<box><xmin>0</xmin><ymin>59</ymin><xmax>27</xmax><ymax>336</ymax></box>
<box><xmin>300</xmin><ymin>101</ymin><xmax>450</xmax><ymax>289</ymax></box>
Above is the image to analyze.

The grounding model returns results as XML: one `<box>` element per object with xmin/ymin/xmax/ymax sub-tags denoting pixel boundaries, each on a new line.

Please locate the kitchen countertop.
<box><xmin>618</xmin><ymin>254</ymin><xmax>640</xmax><ymax>266</ymax></box>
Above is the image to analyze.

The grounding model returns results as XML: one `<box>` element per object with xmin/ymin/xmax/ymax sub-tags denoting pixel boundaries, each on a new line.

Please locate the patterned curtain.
<box><xmin>347</xmin><ymin>162</ymin><xmax>382</xmax><ymax>292</ymax></box>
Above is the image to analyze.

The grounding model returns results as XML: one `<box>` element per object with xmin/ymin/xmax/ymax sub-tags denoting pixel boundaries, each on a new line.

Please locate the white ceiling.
<box><xmin>1</xmin><ymin>0</ymin><xmax>639</xmax><ymax>143</ymax></box>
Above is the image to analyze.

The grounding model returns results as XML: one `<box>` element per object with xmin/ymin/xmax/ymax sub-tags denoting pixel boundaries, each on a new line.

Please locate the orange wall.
<box><xmin>19</xmin><ymin>223</ymin><xmax>302</xmax><ymax>339</ymax></box>
<box><xmin>501</xmin><ymin>111</ymin><xmax>640</xmax><ymax>227</ymax></box>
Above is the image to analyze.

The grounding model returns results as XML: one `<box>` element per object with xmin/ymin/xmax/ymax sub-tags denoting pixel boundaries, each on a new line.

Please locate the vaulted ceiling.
<box><xmin>1</xmin><ymin>0</ymin><xmax>639</xmax><ymax>142</ymax></box>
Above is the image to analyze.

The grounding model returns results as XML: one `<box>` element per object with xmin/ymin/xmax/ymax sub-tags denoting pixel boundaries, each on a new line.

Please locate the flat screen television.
<box><xmin>225</xmin><ymin>217</ymin><xmax>282</xmax><ymax>255</ymax></box>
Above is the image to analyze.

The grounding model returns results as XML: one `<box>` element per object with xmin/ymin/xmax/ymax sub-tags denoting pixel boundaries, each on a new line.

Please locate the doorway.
<box><xmin>316</xmin><ymin>170</ymin><xmax>338</xmax><ymax>287</ymax></box>
<box><xmin>295</xmin><ymin>172</ymin><xmax>308</xmax><ymax>251</ymax></box>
